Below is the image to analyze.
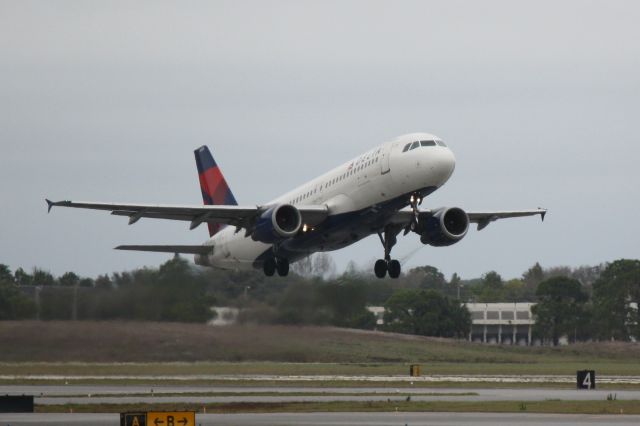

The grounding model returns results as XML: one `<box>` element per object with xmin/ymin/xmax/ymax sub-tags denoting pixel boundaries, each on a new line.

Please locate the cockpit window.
<box><xmin>403</xmin><ymin>139</ymin><xmax>446</xmax><ymax>153</ymax></box>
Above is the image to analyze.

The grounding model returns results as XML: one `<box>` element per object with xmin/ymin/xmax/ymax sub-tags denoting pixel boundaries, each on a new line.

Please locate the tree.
<box><xmin>316</xmin><ymin>281</ymin><xmax>374</xmax><ymax>329</ymax></box>
<box><xmin>32</xmin><ymin>268</ymin><xmax>55</xmax><ymax>286</ymax></box>
<box><xmin>475</xmin><ymin>271</ymin><xmax>504</xmax><ymax>302</ymax></box>
<box><xmin>522</xmin><ymin>262</ymin><xmax>545</xmax><ymax>299</ymax></box>
<box><xmin>545</xmin><ymin>266</ymin><xmax>572</xmax><ymax>279</ymax></box>
<box><xmin>14</xmin><ymin>268</ymin><xmax>32</xmax><ymax>286</ymax></box>
<box><xmin>571</xmin><ymin>264</ymin><xmax>603</xmax><ymax>289</ymax></box>
<box><xmin>311</xmin><ymin>253</ymin><xmax>337</xmax><ymax>278</ymax></box>
<box><xmin>78</xmin><ymin>278</ymin><xmax>94</xmax><ymax>287</ymax></box>
<box><xmin>0</xmin><ymin>264</ymin><xmax>14</xmax><ymax>284</ymax></box>
<box><xmin>503</xmin><ymin>279</ymin><xmax>526</xmax><ymax>302</ymax></box>
<box><xmin>383</xmin><ymin>289</ymin><xmax>471</xmax><ymax>338</ymax></box>
<box><xmin>592</xmin><ymin>259</ymin><xmax>640</xmax><ymax>341</ymax></box>
<box><xmin>94</xmin><ymin>274</ymin><xmax>112</xmax><ymax>289</ymax></box>
<box><xmin>59</xmin><ymin>272</ymin><xmax>80</xmax><ymax>287</ymax></box>
<box><xmin>291</xmin><ymin>253</ymin><xmax>337</xmax><ymax>278</ymax></box>
<box><xmin>407</xmin><ymin>266</ymin><xmax>448</xmax><ymax>292</ymax></box>
<box><xmin>449</xmin><ymin>273</ymin><xmax>462</xmax><ymax>299</ymax></box>
<box><xmin>343</xmin><ymin>260</ymin><xmax>361</xmax><ymax>277</ymax></box>
<box><xmin>0</xmin><ymin>281</ymin><xmax>36</xmax><ymax>319</ymax></box>
<box><xmin>291</xmin><ymin>256</ymin><xmax>313</xmax><ymax>277</ymax></box>
<box><xmin>153</xmin><ymin>256</ymin><xmax>215</xmax><ymax>322</ymax></box>
<box><xmin>276</xmin><ymin>282</ymin><xmax>327</xmax><ymax>325</ymax></box>
<box><xmin>532</xmin><ymin>277</ymin><xmax>588</xmax><ymax>345</ymax></box>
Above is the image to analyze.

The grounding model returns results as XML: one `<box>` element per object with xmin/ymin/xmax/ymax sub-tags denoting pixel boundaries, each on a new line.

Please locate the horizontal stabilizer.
<box><xmin>115</xmin><ymin>245</ymin><xmax>213</xmax><ymax>255</ymax></box>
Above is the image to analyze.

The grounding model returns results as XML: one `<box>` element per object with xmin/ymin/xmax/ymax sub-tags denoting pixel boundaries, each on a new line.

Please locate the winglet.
<box><xmin>539</xmin><ymin>208</ymin><xmax>547</xmax><ymax>222</ymax></box>
<box><xmin>46</xmin><ymin>199</ymin><xmax>54</xmax><ymax>213</ymax></box>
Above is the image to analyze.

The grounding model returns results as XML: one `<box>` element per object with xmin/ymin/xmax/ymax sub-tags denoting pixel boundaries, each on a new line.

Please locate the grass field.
<box><xmin>2</xmin><ymin>361</ymin><xmax>640</xmax><ymax>379</ymax></box>
<box><xmin>2</xmin><ymin>321</ymin><xmax>640</xmax><ymax>381</ymax></box>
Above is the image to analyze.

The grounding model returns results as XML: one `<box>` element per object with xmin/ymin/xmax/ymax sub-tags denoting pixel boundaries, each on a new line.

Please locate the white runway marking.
<box><xmin>2</xmin><ymin>374</ymin><xmax>640</xmax><ymax>384</ymax></box>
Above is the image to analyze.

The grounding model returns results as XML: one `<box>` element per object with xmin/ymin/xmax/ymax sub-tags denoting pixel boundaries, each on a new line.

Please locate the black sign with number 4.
<box><xmin>577</xmin><ymin>370</ymin><xmax>596</xmax><ymax>389</ymax></box>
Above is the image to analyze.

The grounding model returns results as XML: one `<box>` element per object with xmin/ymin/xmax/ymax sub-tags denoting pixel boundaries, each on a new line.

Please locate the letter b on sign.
<box><xmin>577</xmin><ymin>370</ymin><xmax>595</xmax><ymax>389</ymax></box>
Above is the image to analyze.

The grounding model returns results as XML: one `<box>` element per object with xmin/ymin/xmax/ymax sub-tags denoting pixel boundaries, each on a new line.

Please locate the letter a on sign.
<box><xmin>121</xmin><ymin>413</ymin><xmax>147</xmax><ymax>426</ymax></box>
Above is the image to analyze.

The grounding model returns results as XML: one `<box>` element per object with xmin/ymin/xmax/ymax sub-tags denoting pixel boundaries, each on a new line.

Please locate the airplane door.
<box><xmin>380</xmin><ymin>144</ymin><xmax>391</xmax><ymax>175</ymax></box>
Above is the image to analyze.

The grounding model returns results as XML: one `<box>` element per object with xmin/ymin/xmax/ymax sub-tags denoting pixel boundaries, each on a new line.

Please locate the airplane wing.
<box><xmin>389</xmin><ymin>208</ymin><xmax>546</xmax><ymax>231</ymax></box>
<box><xmin>45</xmin><ymin>199</ymin><xmax>329</xmax><ymax>232</ymax></box>
<box><xmin>466</xmin><ymin>209</ymin><xmax>547</xmax><ymax>230</ymax></box>
<box><xmin>115</xmin><ymin>245</ymin><xmax>214</xmax><ymax>254</ymax></box>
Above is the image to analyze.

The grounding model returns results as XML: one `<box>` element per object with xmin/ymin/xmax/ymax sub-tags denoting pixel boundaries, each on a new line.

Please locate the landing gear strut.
<box><xmin>375</xmin><ymin>226</ymin><xmax>402</xmax><ymax>279</ymax></box>
<box><xmin>263</xmin><ymin>256</ymin><xmax>289</xmax><ymax>277</ymax></box>
<box><xmin>405</xmin><ymin>192</ymin><xmax>423</xmax><ymax>234</ymax></box>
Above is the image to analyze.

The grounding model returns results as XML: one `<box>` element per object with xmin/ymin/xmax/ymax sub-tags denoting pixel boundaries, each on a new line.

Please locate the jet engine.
<box><xmin>419</xmin><ymin>207</ymin><xmax>469</xmax><ymax>246</ymax></box>
<box><xmin>252</xmin><ymin>204</ymin><xmax>302</xmax><ymax>243</ymax></box>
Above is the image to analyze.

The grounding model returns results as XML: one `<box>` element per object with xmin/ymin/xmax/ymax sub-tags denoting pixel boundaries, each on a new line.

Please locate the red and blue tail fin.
<box><xmin>194</xmin><ymin>146</ymin><xmax>238</xmax><ymax>237</ymax></box>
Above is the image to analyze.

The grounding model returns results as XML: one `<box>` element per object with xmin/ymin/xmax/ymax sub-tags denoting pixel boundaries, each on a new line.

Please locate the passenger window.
<box><xmin>420</xmin><ymin>140</ymin><xmax>436</xmax><ymax>147</ymax></box>
<box><xmin>410</xmin><ymin>141</ymin><xmax>420</xmax><ymax>150</ymax></box>
<box><xmin>403</xmin><ymin>143</ymin><xmax>411</xmax><ymax>152</ymax></box>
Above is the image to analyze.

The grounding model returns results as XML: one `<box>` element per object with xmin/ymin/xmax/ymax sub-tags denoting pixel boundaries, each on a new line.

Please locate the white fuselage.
<box><xmin>200</xmin><ymin>133</ymin><xmax>456</xmax><ymax>270</ymax></box>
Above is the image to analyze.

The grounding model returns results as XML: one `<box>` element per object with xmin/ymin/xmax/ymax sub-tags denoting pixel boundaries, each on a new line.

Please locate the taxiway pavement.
<box><xmin>1</xmin><ymin>412</ymin><xmax>640</xmax><ymax>426</ymax></box>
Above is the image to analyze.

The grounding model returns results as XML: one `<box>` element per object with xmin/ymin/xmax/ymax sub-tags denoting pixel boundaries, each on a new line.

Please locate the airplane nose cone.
<box><xmin>430</xmin><ymin>147</ymin><xmax>456</xmax><ymax>184</ymax></box>
<box><xmin>444</xmin><ymin>148</ymin><xmax>456</xmax><ymax>177</ymax></box>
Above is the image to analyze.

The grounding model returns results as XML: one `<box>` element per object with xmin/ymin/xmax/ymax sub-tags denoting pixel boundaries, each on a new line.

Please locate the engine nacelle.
<box><xmin>252</xmin><ymin>204</ymin><xmax>302</xmax><ymax>243</ymax></box>
<box><xmin>419</xmin><ymin>207</ymin><xmax>469</xmax><ymax>247</ymax></box>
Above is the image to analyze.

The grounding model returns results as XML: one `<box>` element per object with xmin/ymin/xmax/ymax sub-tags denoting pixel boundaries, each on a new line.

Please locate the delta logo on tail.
<box><xmin>194</xmin><ymin>146</ymin><xmax>238</xmax><ymax>236</ymax></box>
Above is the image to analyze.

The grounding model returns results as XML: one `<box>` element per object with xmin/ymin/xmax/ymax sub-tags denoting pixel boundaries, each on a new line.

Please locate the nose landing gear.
<box><xmin>374</xmin><ymin>225</ymin><xmax>402</xmax><ymax>279</ymax></box>
<box><xmin>405</xmin><ymin>192</ymin><xmax>423</xmax><ymax>235</ymax></box>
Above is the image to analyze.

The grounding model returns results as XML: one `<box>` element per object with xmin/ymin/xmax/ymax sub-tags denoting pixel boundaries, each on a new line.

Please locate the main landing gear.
<box><xmin>263</xmin><ymin>257</ymin><xmax>289</xmax><ymax>277</ymax></box>
<box><xmin>374</xmin><ymin>226</ymin><xmax>402</xmax><ymax>279</ymax></box>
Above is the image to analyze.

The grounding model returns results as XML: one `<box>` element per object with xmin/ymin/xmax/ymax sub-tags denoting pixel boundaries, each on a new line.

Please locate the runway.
<box><xmin>1</xmin><ymin>384</ymin><xmax>639</xmax><ymax>404</ymax></box>
<box><xmin>1</xmin><ymin>412</ymin><xmax>639</xmax><ymax>426</ymax></box>
<box><xmin>2</xmin><ymin>385</ymin><xmax>639</xmax><ymax>425</ymax></box>
<box><xmin>3</xmin><ymin>374</ymin><xmax>640</xmax><ymax>384</ymax></box>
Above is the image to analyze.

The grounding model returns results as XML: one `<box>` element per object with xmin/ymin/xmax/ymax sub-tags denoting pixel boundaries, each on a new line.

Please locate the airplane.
<box><xmin>47</xmin><ymin>132</ymin><xmax>546</xmax><ymax>278</ymax></box>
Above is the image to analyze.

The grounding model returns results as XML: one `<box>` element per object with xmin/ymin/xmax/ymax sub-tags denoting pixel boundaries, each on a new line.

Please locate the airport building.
<box><xmin>464</xmin><ymin>303</ymin><xmax>535</xmax><ymax>345</ymax></box>
<box><xmin>367</xmin><ymin>302</ymin><xmax>537</xmax><ymax>345</ymax></box>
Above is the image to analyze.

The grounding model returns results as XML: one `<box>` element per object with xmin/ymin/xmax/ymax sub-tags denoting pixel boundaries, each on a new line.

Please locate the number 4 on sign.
<box><xmin>582</xmin><ymin>373</ymin><xmax>591</xmax><ymax>389</ymax></box>
<box><xmin>583</xmin><ymin>373</ymin><xmax>592</xmax><ymax>389</ymax></box>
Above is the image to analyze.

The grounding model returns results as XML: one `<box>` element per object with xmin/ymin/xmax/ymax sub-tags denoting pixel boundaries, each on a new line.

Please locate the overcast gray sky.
<box><xmin>1</xmin><ymin>0</ymin><xmax>639</xmax><ymax>280</ymax></box>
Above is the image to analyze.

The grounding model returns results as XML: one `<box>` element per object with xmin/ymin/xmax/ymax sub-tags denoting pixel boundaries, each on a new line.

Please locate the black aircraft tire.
<box><xmin>374</xmin><ymin>259</ymin><xmax>387</xmax><ymax>278</ymax></box>
<box><xmin>264</xmin><ymin>258</ymin><xmax>276</xmax><ymax>276</ymax></box>
<box><xmin>388</xmin><ymin>259</ymin><xmax>401</xmax><ymax>279</ymax></box>
<box><xmin>276</xmin><ymin>259</ymin><xmax>290</xmax><ymax>277</ymax></box>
